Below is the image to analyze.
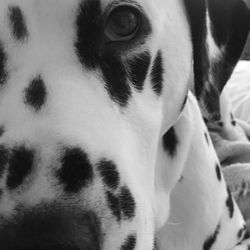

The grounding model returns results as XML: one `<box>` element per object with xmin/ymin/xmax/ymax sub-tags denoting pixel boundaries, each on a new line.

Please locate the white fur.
<box><xmin>0</xmin><ymin>0</ymin><xmax>248</xmax><ymax>249</ymax></box>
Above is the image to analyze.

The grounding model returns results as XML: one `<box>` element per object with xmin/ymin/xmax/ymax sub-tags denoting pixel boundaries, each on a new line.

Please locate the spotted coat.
<box><xmin>0</xmin><ymin>0</ymin><xmax>249</xmax><ymax>250</ymax></box>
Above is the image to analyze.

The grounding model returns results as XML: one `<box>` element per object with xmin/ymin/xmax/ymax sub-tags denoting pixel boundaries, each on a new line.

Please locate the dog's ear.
<box><xmin>184</xmin><ymin>0</ymin><xmax>250</xmax><ymax>121</ymax></box>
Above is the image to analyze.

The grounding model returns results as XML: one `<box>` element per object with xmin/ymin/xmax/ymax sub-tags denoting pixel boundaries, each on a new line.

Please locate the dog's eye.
<box><xmin>105</xmin><ymin>6</ymin><xmax>141</xmax><ymax>42</ymax></box>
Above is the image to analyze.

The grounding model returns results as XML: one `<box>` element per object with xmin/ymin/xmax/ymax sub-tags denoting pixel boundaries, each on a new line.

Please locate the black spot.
<box><xmin>244</xmin><ymin>231</ymin><xmax>250</xmax><ymax>241</ymax></box>
<box><xmin>101</xmin><ymin>53</ymin><xmax>131</xmax><ymax>106</ymax></box>
<box><xmin>106</xmin><ymin>191</ymin><xmax>121</xmax><ymax>221</ymax></box>
<box><xmin>238</xmin><ymin>225</ymin><xmax>247</xmax><ymax>240</ymax></box>
<box><xmin>8</xmin><ymin>6</ymin><xmax>28</xmax><ymax>40</ymax></box>
<box><xmin>100</xmin><ymin>30</ymin><xmax>152</xmax><ymax>106</ymax></box>
<box><xmin>7</xmin><ymin>146</ymin><xmax>34</xmax><ymax>190</ymax></box>
<box><xmin>24</xmin><ymin>76</ymin><xmax>47</xmax><ymax>111</ymax></box>
<box><xmin>119</xmin><ymin>186</ymin><xmax>136</xmax><ymax>220</ymax></box>
<box><xmin>163</xmin><ymin>127</ymin><xmax>178</xmax><ymax>157</ymax></box>
<box><xmin>153</xmin><ymin>237</ymin><xmax>158</xmax><ymax>250</ymax></box>
<box><xmin>106</xmin><ymin>187</ymin><xmax>135</xmax><ymax>221</ymax></box>
<box><xmin>150</xmin><ymin>51</ymin><xmax>163</xmax><ymax>95</ymax></box>
<box><xmin>0</xmin><ymin>146</ymin><xmax>9</xmax><ymax>177</ymax></box>
<box><xmin>204</xmin><ymin>132</ymin><xmax>210</xmax><ymax>145</ymax></box>
<box><xmin>75</xmin><ymin>0</ymin><xmax>104</xmax><ymax>69</ymax></box>
<box><xmin>0</xmin><ymin>127</ymin><xmax>4</xmax><ymax>137</ymax></box>
<box><xmin>0</xmin><ymin>43</ymin><xmax>7</xmax><ymax>84</ymax></box>
<box><xmin>216</xmin><ymin>163</ymin><xmax>221</xmax><ymax>181</ymax></box>
<box><xmin>97</xmin><ymin>159</ymin><xmax>120</xmax><ymax>190</ymax></box>
<box><xmin>230</xmin><ymin>113</ymin><xmax>236</xmax><ymax>126</ymax></box>
<box><xmin>203</xmin><ymin>224</ymin><xmax>220</xmax><ymax>250</ymax></box>
<box><xmin>226</xmin><ymin>187</ymin><xmax>234</xmax><ymax>218</ymax></box>
<box><xmin>203</xmin><ymin>117</ymin><xmax>208</xmax><ymax>124</ymax></box>
<box><xmin>121</xmin><ymin>235</ymin><xmax>136</xmax><ymax>250</ymax></box>
<box><xmin>57</xmin><ymin>147</ymin><xmax>93</xmax><ymax>193</ymax></box>
<box><xmin>218</xmin><ymin>121</ymin><xmax>223</xmax><ymax>127</ymax></box>
<box><xmin>238</xmin><ymin>181</ymin><xmax>248</xmax><ymax>198</ymax></box>
<box><xmin>240</xmin><ymin>225</ymin><xmax>250</xmax><ymax>241</ymax></box>
<box><xmin>128</xmin><ymin>51</ymin><xmax>151</xmax><ymax>91</ymax></box>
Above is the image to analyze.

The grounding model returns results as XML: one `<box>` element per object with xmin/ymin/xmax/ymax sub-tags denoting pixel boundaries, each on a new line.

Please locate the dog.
<box><xmin>207</xmin><ymin>61</ymin><xmax>250</xmax><ymax>234</ymax></box>
<box><xmin>0</xmin><ymin>0</ymin><xmax>249</xmax><ymax>249</ymax></box>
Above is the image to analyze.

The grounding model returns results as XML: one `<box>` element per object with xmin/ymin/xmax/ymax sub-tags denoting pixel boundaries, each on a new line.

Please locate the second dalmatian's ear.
<box><xmin>184</xmin><ymin>0</ymin><xmax>250</xmax><ymax>121</ymax></box>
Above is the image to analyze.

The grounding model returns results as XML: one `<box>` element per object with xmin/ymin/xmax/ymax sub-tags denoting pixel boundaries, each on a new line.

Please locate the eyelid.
<box><xmin>102</xmin><ymin>1</ymin><xmax>152</xmax><ymax>48</ymax></box>
<box><xmin>104</xmin><ymin>4</ymin><xmax>142</xmax><ymax>42</ymax></box>
<box><xmin>103</xmin><ymin>2</ymin><xmax>142</xmax><ymax>20</ymax></box>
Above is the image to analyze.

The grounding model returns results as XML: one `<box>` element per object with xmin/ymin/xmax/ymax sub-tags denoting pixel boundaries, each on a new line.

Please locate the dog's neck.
<box><xmin>155</xmin><ymin>92</ymin><xmax>245</xmax><ymax>250</ymax></box>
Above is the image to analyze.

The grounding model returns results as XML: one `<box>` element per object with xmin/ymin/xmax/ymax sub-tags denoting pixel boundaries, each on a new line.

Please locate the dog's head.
<box><xmin>0</xmin><ymin>0</ymin><xmax>248</xmax><ymax>249</ymax></box>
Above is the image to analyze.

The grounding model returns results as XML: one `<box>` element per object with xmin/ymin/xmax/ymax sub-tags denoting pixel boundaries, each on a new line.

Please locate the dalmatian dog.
<box><xmin>207</xmin><ymin>67</ymin><xmax>250</xmax><ymax>231</ymax></box>
<box><xmin>0</xmin><ymin>0</ymin><xmax>250</xmax><ymax>249</ymax></box>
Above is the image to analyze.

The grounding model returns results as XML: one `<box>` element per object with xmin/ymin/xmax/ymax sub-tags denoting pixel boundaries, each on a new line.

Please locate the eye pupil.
<box><xmin>105</xmin><ymin>6</ymin><xmax>141</xmax><ymax>41</ymax></box>
<box><xmin>110</xmin><ymin>10</ymin><xmax>138</xmax><ymax>36</ymax></box>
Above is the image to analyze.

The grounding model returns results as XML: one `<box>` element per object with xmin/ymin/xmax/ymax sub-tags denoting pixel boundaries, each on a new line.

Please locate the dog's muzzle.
<box><xmin>0</xmin><ymin>206</ymin><xmax>102</xmax><ymax>250</ymax></box>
